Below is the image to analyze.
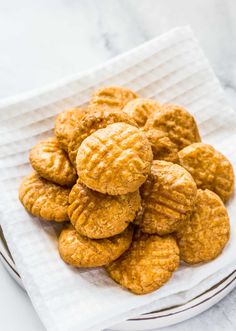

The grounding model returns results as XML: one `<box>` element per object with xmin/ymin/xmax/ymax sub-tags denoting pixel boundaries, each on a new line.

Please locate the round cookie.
<box><xmin>138</xmin><ymin>160</ymin><xmax>197</xmax><ymax>235</ymax></box>
<box><xmin>58</xmin><ymin>224</ymin><xmax>133</xmax><ymax>267</ymax></box>
<box><xmin>68</xmin><ymin>110</ymin><xmax>137</xmax><ymax>166</ymax></box>
<box><xmin>68</xmin><ymin>180</ymin><xmax>141</xmax><ymax>239</ymax></box>
<box><xmin>55</xmin><ymin>107</ymin><xmax>87</xmax><ymax>151</ymax></box>
<box><xmin>29</xmin><ymin>137</ymin><xmax>77</xmax><ymax>187</ymax></box>
<box><xmin>143</xmin><ymin>104</ymin><xmax>201</xmax><ymax>162</ymax></box>
<box><xmin>123</xmin><ymin>98</ymin><xmax>161</xmax><ymax>127</ymax></box>
<box><xmin>76</xmin><ymin>122</ymin><xmax>153</xmax><ymax>195</ymax></box>
<box><xmin>19</xmin><ymin>172</ymin><xmax>70</xmax><ymax>222</ymax></box>
<box><xmin>176</xmin><ymin>189</ymin><xmax>230</xmax><ymax>264</ymax></box>
<box><xmin>178</xmin><ymin>143</ymin><xmax>234</xmax><ymax>203</ymax></box>
<box><xmin>89</xmin><ymin>86</ymin><xmax>137</xmax><ymax>112</ymax></box>
<box><xmin>106</xmin><ymin>233</ymin><xmax>179</xmax><ymax>294</ymax></box>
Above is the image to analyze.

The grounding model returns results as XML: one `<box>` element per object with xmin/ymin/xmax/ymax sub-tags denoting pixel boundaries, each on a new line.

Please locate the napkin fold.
<box><xmin>0</xmin><ymin>26</ymin><xmax>235</xmax><ymax>331</ymax></box>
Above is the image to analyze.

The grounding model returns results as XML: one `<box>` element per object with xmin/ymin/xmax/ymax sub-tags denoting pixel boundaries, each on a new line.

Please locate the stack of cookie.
<box><xmin>19</xmin><ymin>86</ymin><xmax>234</xmax><ymax>295</ymax></box>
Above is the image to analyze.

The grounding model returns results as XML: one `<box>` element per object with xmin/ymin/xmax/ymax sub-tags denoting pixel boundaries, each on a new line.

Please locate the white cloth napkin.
<box><xmin>0</xmin><ymin>26</ymin><xmax>235</xmax><ymax>331</ymax></box>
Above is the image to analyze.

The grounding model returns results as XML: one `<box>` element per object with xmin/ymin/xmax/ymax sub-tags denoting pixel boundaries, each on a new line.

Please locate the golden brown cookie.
<box><xmin>123</xmin><ymin>98</ymin><xmax>161</xmax><ymax>127</ymax></box>
<box><xmin>76</xmin><ymin>122</ymin><xmax>153</xmax><ymax>195</ymax></box>
<box><xmin>178</xmin><ymin>143</ymin><xmax>234</xmax><ymax>203</ymax></box>
<box><xmin>89</xmin><ymin>86</ymin><xmax>137</xmax><ymax>112</ymax></box>
<box><xmin>143</xmin><ymin>104</ymin><xmax>201</xmax><ymax>162</ymax></box>
<box><xmin>106</xmin><ymin>233</ymin><xmax>179</xmax><ymax>294</ymax></box>
<box><xmin>68</xmin><ymin>180</ymin><xmax>141</xmax><ymax>239</ymax></box>
<box><xmin>144</xmin><ymin>129</ymin><xmax>179</xmax><ymax>163</ymax></box>
<box><xmin>19</xmin><ymin>172</ymin><xmax>70</xmax><ymax>222</ymax></box>
<box><xmin>137</xmin><ymin>161</ymin><xmax>197</xmax><ymax>235</ymax></box>
<box><xmin>55</xmin><ymin>107</ymin><xmax>87</xmax><ymax>151</ymax></box>
<box><xmin>176</xmin><ymin>189</ymin><xmax>230</xmax><ymax>264</ymax></box>
<box><xmin>58</xmin><ymin>224</ymin><xmax>133</xmax><ymax>267</ymax></box>
<box><xmin>68</xmin><ymin>110</ymin><xmax>137</xmax><ymax>166</ymax></box>
<box><xmin>29</xmin><ymin>137</ymin><xmax>77</xmax><ymax>187</ymax></box>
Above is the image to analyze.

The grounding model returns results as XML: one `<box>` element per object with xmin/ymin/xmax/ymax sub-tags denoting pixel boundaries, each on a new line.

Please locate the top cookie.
<box><xmin>55</xmin><ymin>107</ymin><xmax>88</xmax><ymax>151</ymax></box>
<box><xmin>178</xmin><ymin>143</ymin><xmax>234</xmax><ymax>203</ymax></box>
<box><xmin>89</xmin><ymin>86</ymin><xmax>137</xmax><ymax>112</ymax></box>
<box><xmin>68</xmin><ymin>110</ymin><xmax>137</xmax><ymax>166</ymax></box>
<box><xmin>123</xmin><ymin>98</ymin><xmax>161</xmax><ymax>127</ymax></box>
<box><xmin>29</xmin><ymin>137</ymin><xmax>77</xmax><ymax>187</ymax></box>
<box><xmin>76</xmin><ymin>122</ymin><xmax>153</xmax><ymax>195</ymax></box>
<box><xmin>143</xmin><ymin>104</ymin><xmax>201</xmax><ymax>162</ymax></box>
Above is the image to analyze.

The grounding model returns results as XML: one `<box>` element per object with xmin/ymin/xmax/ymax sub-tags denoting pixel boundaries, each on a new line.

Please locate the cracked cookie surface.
<box><xmin>178</xmin><ymin>143</ymin><xmax>234</xmax><ymax>203</ymax></box>
<box><xmin>176</xmin><ymin>189</ymin><xmax>230</xmax><ymax>264</ymax></box>
<box><xmin>123</xmin><ymin>98</ymin><xmax>161</xmax><ymax>127</ymax></box>
<box><xmin>19</xmin><ymin>172</ymin><xmax>70</xmax><ymax>222</ymax></box>
<box><xmin>68</xmin><ymin>180</ymin><xmax>141</xmax><ymax>239</ymax></box>
<box><xmin>106</xmin><ymin>233</ymin><xmax>179</xmax><ymax>294</ymax></box>
<box><xmin>68</xmin><ymin>110</ymin><xmax>137</xmax><ymax>166</ymax></box>
<box><xmin>58</xmin><ymin>224</ymin><xmax>133</xmax><ymax>267</ymax></box>
<box><xmin>29</xmin><ymin>137</ymin><xmax>77</xmax><ymax>187</ymax></box>
<box><xmin>55</xmin><ymin>107</ymin><xmax>88</xmax><ymax>151</ymax></box>
<box><xmin>143</xmin><ymin>104</ymin><xmax>201</xmax><ymax>162</ymax></box>
<box><xmin>89</xmin><ymin>86</ymin><xmax>137</xmax><ymax>112</ymax></box>
<box><xmin>138</xmin><ymin>160</ymin><xmax>197</xmax><ymax>235</ymax></box>
<box><xmin>76</xmin><ymin>122</ymin><xmax>153</xmax><ymax>195</ymax></box>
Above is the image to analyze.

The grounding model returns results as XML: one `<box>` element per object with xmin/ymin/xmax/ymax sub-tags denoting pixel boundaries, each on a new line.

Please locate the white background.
<box><xmin>0</xmin><ymin>1</ymin><xmax>236</xmax><ymax>330</ymax></box>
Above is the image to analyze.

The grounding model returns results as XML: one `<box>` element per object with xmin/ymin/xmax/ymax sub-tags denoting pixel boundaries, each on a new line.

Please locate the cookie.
<box><xmin>19</xmin><ymin>172</ymin><xmax>70</xmax><ymax>222</ymax></box>
<box><xmin>89</xmin><ymin>86</ymin><xmax>137</xmax><ymax>112</ymax></box>
<box><xmin>55</xmin><ymin>107</ymin><xmax>87</xmax><ymax>151</ymax></box>
<box><xmin>143</xmin><ymin>104</ymin><xmax>201</xmax><ymax>161</ymax></box>
<box><xmin>176</xmin><ymin>189</ymin><xmax>230</xmax><ymax>264</ymax></box>
<box><xmin>29</xmin><ymin>137</ymin><xmax>77</xmax><ymax>187</ymax></box>
<box><xmin>138</xmin><ymin>160</ymin><xmax>197</xmax><ymax>235</ymax></box>
<box><xmin>123</xmin><ymin>98</ymin><xmax>161</xmax><ymax>127</ymax></box>
<box><xmin>58</xmin><ymin>224</ymin><xmax>133</xmax><ymax>267</ymax></box>
<box><xmin>68</xmin><ymin>110</ymin><xmax>137</xmax><ymax>166</ymax></box>
<box><xmin>76</xmin><ymin>122</ymin><xmax>153</xmax><ymax>195</ymax></box>
<box><xmin>144</xmin><ymin>129</ymin><xmax>179</xmax><ymax>163</ymax></box>
<box><xmin>68</xmin><ymin>180</ymin><xmax>141</xmax><ymax>239</ymax></box>
<box><xmin>178</xmin><ymin>143</ymin><xmax>234</xmax><ymax>203</ymax></box>
<box><xmin>106</xmin><ymin>233</ymin><xmax>179</xmax><ymax>294</ymax></box>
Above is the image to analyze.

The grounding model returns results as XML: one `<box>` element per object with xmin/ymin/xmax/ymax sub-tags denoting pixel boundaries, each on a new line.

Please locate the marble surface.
<box><xmin>0</xmin><ymin>0</ymin><xmax>236</xmax><ymax>330</ymax></box>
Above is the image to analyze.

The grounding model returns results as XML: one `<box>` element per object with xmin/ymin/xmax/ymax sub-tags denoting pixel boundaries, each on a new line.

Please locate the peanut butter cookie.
<box><xmin>19</xmin><ymin>172</ymin><xmax>70</xmax><ymax>222</ymax></box>
<box><xmin>176</xmin><ymin>189</ymin><xmax>230</xmax><ymax>264</ymax></box>
<box><xmin>106</xmin><ymin>233</ymin><xmax>179</xmax><ymax>294</ymax></box>
<box><xmin>89</xmin><ymin>86</ymin><xmax>137</xmax><ymax>112</ymax></box>
<box><xmin>123</xmin><ymin>98</ymin><xmax>161</xmax><ymax>127</ymax></box>
<box><xmin>144</xmin><ymin>129</ymin><xmax>179</xmax><ymax>163</ymax></box>
<box><xmin>178</xmin><ymin>143</ymin><xmax>234</xmax><ymax>203</ymax></box>
<box><xmin>55</xmin><ymin>107</ymin><xmax>87</xmax><ymax>151</ymax></box>
<box><xmin>68</xmin><ymin>110</ymin><xmax>137</xmax><ymax>166</ymax></box>
<box><xmin>68</xmin><ymin>180</ymin><xmax>141</xmax><ymax>239</ymax></box>
<box><xmin>29</xmin><ymin>137</ymin><xmax>77</xmax><ymax>187</ymax></box>
<box><xmin>143</xmin><ymin>104</ymin><xmax>201</xmax><ymax>162</ymax></box>
<box><xmin>138</xmin><ymin>160</ymin><xmax>197</xmax><ymax>235</ymax></box>
<box><xmin>58</xmin><ymin>224</ymin><xmax>133</xmax><ymax>267</ymax></box>
<box><xmin>76</xmin><ymin>122</ymin><xmax>153</xmax><ymax>195</ymax></box>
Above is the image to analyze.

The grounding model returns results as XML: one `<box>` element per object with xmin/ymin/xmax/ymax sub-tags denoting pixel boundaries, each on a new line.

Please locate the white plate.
<box><xmin>1</xmin><ymin>226</ymin><xmax>236</xmax><ymax>330</ymax></box>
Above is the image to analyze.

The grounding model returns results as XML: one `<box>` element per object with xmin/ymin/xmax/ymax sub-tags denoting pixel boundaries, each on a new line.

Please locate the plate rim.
<box><xmin>0</xmin><ymin>226</ymin><xmax>235</xmax><ymax>330</ymax></box>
